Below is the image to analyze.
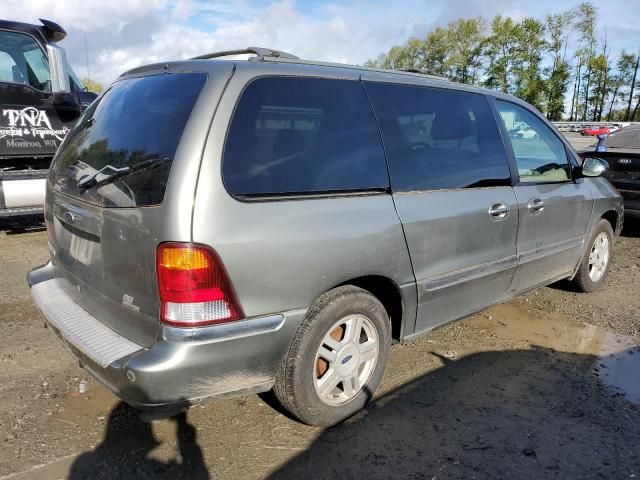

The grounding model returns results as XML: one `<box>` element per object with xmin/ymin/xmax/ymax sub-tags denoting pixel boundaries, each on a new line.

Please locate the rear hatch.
<box><xmin>605</xmin><ymin>152</ymin><xmax>640</xmax><ymax>210</ymax></box>
<box><xmin>45</xmin><ymin>72</ymin><xmax>208</xmax><ymax>347</ymax></box>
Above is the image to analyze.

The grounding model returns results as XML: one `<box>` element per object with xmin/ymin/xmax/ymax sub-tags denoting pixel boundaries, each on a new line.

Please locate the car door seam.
<box><xmin>360</xmin><ymin>77</ymin><xmax>419</xmax><ymax>338</ymax></box>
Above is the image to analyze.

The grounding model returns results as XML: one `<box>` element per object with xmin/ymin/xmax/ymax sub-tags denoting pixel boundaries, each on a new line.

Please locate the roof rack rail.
<box><xmin>398</xmin><ymin>68</ymin><xmax>448</xmax><ymax>79</ymax></box>
<box><xmin>192</xmin><ymin>47</ymin><xmax>299</xmax><ymax>61</ymax></box>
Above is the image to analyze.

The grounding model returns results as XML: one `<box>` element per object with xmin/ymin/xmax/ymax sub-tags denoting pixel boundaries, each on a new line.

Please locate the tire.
<box><xmin>273</xmin><ymin>285</ymin><xmax>391</xmax><ymax>427</ymax></box>
<box><xmin>572</xmin><ymin>219</ymin><xmax>614</xmax><ymax>293</ymax></box>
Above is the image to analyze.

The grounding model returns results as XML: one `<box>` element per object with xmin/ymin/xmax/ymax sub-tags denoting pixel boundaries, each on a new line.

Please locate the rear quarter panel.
<box><xmin>569</xmin><ymin>176</ymin><xmax>623</xmax><ymax>278</ymax></box>
<box><xmin>586</xmin><ymin>176</ymin><xmax>624</xmax><ymax>233</ymax></box>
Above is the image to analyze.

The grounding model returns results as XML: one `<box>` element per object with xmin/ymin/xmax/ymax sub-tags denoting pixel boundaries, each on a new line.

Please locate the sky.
<box><xmin>2</xmin><ymin>0</ymin><xmax>639</xmax><ymax>86</ymax></box>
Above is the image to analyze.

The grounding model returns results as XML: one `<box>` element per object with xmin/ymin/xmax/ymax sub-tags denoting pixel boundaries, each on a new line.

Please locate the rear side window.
<box><xmin>364</xmin><ymin>82</ymin><xmax>511</xmax><ymax>192</ymax></box>
<box><xmin>495</xmin><ymin>101</ymin><xmax>570</xmax><ymax>183</ymax></box>
<box><xmin>51</xmin><ymin>73</ymin><xmax>206</xmax><ymax>207</ymax></box>
<box><xmin>223</xmin><ymin>77</ymin><xmax>388</xmax><ymax>197</ymax></box>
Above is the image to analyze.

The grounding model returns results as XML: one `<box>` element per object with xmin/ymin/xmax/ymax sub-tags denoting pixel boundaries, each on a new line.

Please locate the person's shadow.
<box><xmin>68</xmin><ymin>401</ymin><xmax>210</xmax><ymax>480</ymax></box>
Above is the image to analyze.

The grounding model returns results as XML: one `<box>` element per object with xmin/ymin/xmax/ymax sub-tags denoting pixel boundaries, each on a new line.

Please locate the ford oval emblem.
<box><xmin>64</xmin><ymin>211</ymin><xmax>76</xmax><ymax>223</ymax></box>
<box><xmin>618</xmin><ymin>158</ymin><xmax>632</xmax><ymax>165</ymax></box>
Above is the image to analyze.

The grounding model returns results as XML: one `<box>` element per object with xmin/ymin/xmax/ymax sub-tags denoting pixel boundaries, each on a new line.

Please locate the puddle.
<box><xmin>467</xmin><ymin>301</ymin><xmax>640</xmax><ymax>405</ymax></box>
<box><xmin>597</xmin><ymin>346</ymin><xmax>640</xmax><ymax>404</ymax></box>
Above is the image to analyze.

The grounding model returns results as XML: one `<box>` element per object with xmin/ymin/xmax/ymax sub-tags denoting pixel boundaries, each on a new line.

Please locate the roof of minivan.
<box><xmin>119</xmin><ymin>54</ymin><xmax>536</xmax><ymax>110</ymax></box>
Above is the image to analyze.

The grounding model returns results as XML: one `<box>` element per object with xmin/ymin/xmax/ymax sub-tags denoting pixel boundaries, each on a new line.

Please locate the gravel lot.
<box><xmin>0</xmin><ymin>132</ymin><xmax>638</xmax><ymax>479</ymax></box>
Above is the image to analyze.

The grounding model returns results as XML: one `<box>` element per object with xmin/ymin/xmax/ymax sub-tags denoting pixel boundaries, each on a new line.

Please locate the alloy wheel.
<box><xmin>313</xmin><ymin>314</ymin><xmax>379</xmax><ymax>406</ymax></box>
<box><xmin>588</xmin><ymin>232</ymin><xmax>610</xmax><ymax>282</ymax></box>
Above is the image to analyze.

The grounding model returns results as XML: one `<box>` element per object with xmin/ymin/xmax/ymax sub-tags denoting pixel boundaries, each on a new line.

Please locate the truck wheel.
<box><xmin>572</xmin><ymin>219</ymin><xmax>614</xmax><ymax>293</ymax></box>
<box><xmin>273</xmin><ymin>285</ymin><xmax>391</xmax><ymax>427</ymax></box>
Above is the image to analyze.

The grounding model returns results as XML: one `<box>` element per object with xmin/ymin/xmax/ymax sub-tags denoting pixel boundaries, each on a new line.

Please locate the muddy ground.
<box><xmin>0</xmin><ymin>215</ymin><xmax>638</xmax><ymax>480</ymax></box>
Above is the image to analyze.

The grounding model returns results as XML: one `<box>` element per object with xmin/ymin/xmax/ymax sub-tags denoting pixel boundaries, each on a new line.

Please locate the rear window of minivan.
<box><xmin>50</xmin><ymin>73</ymin><xmax>206</xmax><ymax>208</ymax></box>
<box><xmin>222</xmin><ymin>77</ymin><xmax>388</xmax><ymax>198</ymax></box>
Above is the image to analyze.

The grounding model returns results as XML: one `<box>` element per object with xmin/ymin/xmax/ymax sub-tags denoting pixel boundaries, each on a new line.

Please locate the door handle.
<box><xmin>488</xmin><ymin>203</ymin><xmax>510</xmax><ymax>220</ymax></box>
<box><xmin>527</xmin><ymin>198</ymin><xmax>545</xmax><ymax>214</ymax></box>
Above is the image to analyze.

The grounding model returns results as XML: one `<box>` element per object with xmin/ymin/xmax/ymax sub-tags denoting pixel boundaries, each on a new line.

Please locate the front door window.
<box><xmin>496</xmin><ymin>101</ymin><xmax>571</xmax><ymax>183</ymax></box>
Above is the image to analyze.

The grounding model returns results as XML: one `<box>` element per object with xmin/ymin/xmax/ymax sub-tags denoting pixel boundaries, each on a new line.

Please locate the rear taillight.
<box><xmin>156</xmin><ymin>243</ymin><xmax>243</xmax><ymax>327</ymax></box>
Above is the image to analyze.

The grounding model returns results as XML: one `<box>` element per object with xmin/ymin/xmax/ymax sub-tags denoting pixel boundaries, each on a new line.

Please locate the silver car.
<box><xmin>28</xmin><ymin>48</ymin><xmax>622</xmax><ymax>426</ymax></box>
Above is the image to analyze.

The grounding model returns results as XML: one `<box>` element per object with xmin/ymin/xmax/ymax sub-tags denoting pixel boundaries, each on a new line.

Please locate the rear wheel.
<box><xmin>273</xmin><ymin>286</ymin><xmax>391</xmax><ymax>426</ymax></box>
<box><xmin>572</xmin><ymin>219</ymin><xmax>614</xmax><ymax>292</ymax></box>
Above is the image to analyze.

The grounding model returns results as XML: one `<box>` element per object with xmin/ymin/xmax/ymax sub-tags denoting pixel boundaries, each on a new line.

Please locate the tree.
<box><xmin>603</xmin><ymin>51</ymin><xmax>633</xmax><ymax>120</ymax></box>
<box><xmin>544</xmin><ymin>11</ymin><xmax>574</xmax><ymax>120</ymax></box>
<box><xmin>402</xmin><ymin>38</ymin><xmax>425</xmax><ymax>69</ymax></box>
<box><xmin>82</xmin><ymin>78</ymin><xmax>104</xmax><ymax>93</ymax></box>
<box><xmin>623</xmin><ymin>52</ymin><xmax>639</xmax><ymax>121</ymax></box>
<box><xmin>482</xmin><ymin>16</ymin><xmax>547</xmax><ymax>109</ymax></box>
<box><xmin>632</xmin><ymin>92</ymin><xmax>640</xmax><ymax>120</ymax></box>
<box><xmin>444</xmin><ymin>18</ymin><xmax>486</xmax><ymax>84</ymax></box>
<box><xmin>588</xmin><ymin>54</ymin><xmax>609</xmax><ymax>121</ymax></box>
<box><xmin>365</xmin><ymin>17</ymin><xmax>487</xmax><ymax>84</ymax></box>
<box><xmin>511</xmin><ymin>18</ymin><xmax>546</xmax><ymax>110</ymax></box>
<box><xmin>382</xmin><ymin>46</ymin><xmax>408</xmax><ymax>69</ymax></box>
<box><xmin>419</xmin><ymin>27</ymin><xmax>450</xmax><ymax>76</ymax></box>
<box><xmin>362</xmin><ymin>1</ymin><xmax>640</xmax><ymax>121</ymax></box>
<box><xmin>366</xmin><ymin>38</ymin><xmax>424</xmax><ymax>71</ymax></box>
<box><xmin>483</xmin><ymin>15</ymin><xmax>519</xmax><ymax>93</ymax></box>
<box><xmin>569</xmin><ymin>59</ymin><xmax>582</xmax><ymax>120</ymax></box>
<box><xmin>573</xmin><ymin>2</ymin><xmax>598</xmax><ymax>121</ymax></box>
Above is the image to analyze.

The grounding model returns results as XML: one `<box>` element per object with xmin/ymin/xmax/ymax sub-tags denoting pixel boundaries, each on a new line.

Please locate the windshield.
<box><xmin>50</xmin><ymin>72</ymin><xmax>207</xmax><ymax>207</ymax></box>
<box><xmin>67</xmin><ymin>58</ymin><xmax>84</xmax><ymax>90</ymax></box>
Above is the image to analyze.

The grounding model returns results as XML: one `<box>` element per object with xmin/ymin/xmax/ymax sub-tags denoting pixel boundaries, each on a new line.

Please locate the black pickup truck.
<box><xmin>0</xmin><ymin>18</ymin><xmax>97</xmax><ymax>217</ymax></box>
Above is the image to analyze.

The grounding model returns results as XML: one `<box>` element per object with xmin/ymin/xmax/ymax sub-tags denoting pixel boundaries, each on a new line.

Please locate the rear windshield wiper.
<box><xmin>77</xmin><ymin>157</ymin><xmax>171</xmax><ymax>191</ymax></box>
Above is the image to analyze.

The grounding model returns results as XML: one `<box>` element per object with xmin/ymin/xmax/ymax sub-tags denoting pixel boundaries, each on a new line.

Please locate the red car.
<box><xmin>581</xmin><ymin>125</ymin><xmax>612</xmax><ymax>136</ymax></box>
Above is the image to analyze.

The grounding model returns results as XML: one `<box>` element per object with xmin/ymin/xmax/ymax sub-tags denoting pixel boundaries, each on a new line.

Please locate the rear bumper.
<box><xmin>28</xmin><ymin>262</ymin><xmax>304</xmax><ymax>415</ymax></box>
<box><xmin>617</xmin><ymin>189</ymin><xmax>640</xmax><ymax>217</ymax></box>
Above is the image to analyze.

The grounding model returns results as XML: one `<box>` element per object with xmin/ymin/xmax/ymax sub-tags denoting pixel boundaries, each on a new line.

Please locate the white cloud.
<box><xmin>1</xmin><ymin>0</ymin><xmax>639</xmax><ymax>87</ymax></box>
<box><xmin>35</xmin><ymin>0</ymin><xmax>426</xmax><ymax>85</ymax></box>
<box><xmin>0</xmin><ymin>0</ymin><xmax>168</xmax><ymax>31</ymax></box>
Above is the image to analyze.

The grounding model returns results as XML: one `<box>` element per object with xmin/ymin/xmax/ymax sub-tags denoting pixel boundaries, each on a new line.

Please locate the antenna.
<box><xmin>84</xmin><ymin>32</ymin><xmax>90</xmax><ymax>82</ymax></box>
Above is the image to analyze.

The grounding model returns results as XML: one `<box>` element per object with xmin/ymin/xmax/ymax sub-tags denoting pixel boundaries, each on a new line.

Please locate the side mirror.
<box><xmin>46</xmin><ymin>44</ymin><xmax>70</xmax><ymax>95</ymax></box>
<box><xmin>582</xmin><ymin>157</ymin><xmax>609</xmax><ymax>177</ymax></box>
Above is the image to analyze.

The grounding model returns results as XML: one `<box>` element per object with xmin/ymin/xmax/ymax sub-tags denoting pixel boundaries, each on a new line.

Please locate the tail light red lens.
<box><xmin>156</xmin><ymin>243</ymin><xmax>243</xmax><ymax>327</ymax></box>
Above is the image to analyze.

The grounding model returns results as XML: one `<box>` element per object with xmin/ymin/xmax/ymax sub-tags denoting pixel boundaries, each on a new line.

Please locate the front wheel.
<box><xmin>572</xmin><ymin>219</ymin><xmax>614</xmax><ymax>293</ymax></box>
<box><xmin>273</xmin><ymin>286</ymin><xmax>391</xmax><ymax>426</ymax></box>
